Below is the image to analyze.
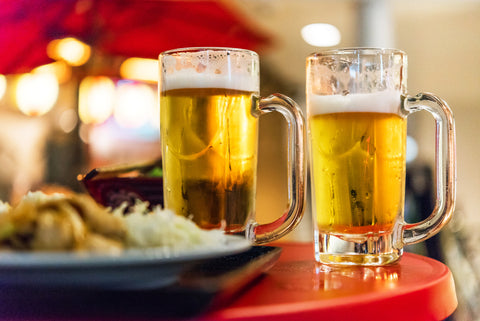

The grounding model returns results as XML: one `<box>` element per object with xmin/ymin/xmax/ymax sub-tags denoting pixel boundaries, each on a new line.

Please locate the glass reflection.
<box><xmin>314</xmin><ymin>263</ymin><xmax>400</xmax><ymax>292</ymax></box>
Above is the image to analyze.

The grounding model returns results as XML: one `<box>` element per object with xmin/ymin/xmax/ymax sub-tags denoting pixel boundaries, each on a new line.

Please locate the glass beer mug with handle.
<box><xmin>306</xmin><ymin>48</ymin><xmax>456</xmax><ymax>265</ymax></box>
<box><xmin>159</xmin><ymin>47</ymin><xmax>306</xmax><ymax>244</ymax></box>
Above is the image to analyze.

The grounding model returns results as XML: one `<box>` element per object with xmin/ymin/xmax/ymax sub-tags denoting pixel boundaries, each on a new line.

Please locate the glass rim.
<box><xmin>307</xmin><ymin>47</ymin><xmax>406</xmax><ymax>59</ymax></box>
<box><xmin>159</xmin><ymin>47</ymin><xmax>258</xmax><ymax>58</ymax></box>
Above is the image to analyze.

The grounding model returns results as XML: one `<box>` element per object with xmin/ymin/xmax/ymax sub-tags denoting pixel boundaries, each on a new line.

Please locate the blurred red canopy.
<box><xmin>0</xmin><ymin>0</ymin><xmax>271</xmax><ymax>74</ymax></box>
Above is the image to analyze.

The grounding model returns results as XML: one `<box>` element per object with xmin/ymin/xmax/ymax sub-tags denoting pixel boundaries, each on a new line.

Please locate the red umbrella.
<box><xmin>0</xmin><ymin>0</ymin><xmax>271</xmax><ymax>74</ymax></box>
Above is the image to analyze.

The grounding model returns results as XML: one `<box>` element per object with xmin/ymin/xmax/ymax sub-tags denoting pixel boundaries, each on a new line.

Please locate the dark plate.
<box><xmin>0</xmin><ymin>246</ymin><xmax>282</xmax><ymax>320</ymax></box>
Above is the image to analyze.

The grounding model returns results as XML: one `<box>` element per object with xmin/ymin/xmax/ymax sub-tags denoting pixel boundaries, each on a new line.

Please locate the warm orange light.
<box><xmin>0</xmin><ymin>74</ymin><xmax>6</xmax><ymax>101</ymax></box>
<box><xmin>113</xmin><ymin>82</ymin><xmax>156</xmax><ymax>128</ymax></box>
<box><xmin>78</xmin><ymin>76</ymin><xmax>115</xmax><ymax>124</ymax></box>
<box><xmin>34</xmin><ymin>61</ymin><xmax>72</xmax><ymax>84</ymax></box>
<box><xmin>15</xmin><ymin>73</ymin><xmax>59</xmax><ymax>116</ymax></box>
<box><xmin>47</xmin><ymin>37</ymin><xmax>91</xmax><ymax>66</ymax></box>
<box><xmin>120</xmin><ymin>58</ymin><xmax>158</xmax><ymax>83</ymax></box>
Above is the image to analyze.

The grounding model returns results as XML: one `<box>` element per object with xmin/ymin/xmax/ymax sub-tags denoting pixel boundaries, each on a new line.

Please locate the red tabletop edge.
<box><xmin>200</xmin><ymin>241</ymin><xmax>458</xmax><ymax>321</ymax></box>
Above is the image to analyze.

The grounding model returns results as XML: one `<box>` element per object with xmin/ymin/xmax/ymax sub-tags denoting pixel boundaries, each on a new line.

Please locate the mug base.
<box><xmin>315</xmin><ymin>231</ymin><xmax>402</xmax><ymax>266</ymax></box>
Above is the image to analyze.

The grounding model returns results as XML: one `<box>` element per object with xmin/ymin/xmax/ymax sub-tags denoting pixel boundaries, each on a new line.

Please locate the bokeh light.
<box><xmin>301</xmin><ymin>23</ymin><xmax>341</xmax><ymax>47</ymax></box>
<box><xmin>120</xmin><ymin>58</ymin><xmax>158</xmax><ymax>83</ymax></box>
<box><xmin>15</xmin><ymin>73</ymin><xmax>59</xmax><ymax>116</ymax></box>
<box><xmin>78</xmin><ymin>76</ymin><xmax>115</xmax><ymax>124</ymax></box>
<box><xmin>47</xmin><ymin>37</ymin><xmax>91</xmax><ymax>66</ymax></box>
<box><xmin>34</xmin><ymin>61</ymin><xmax>72</xmax><ymax>84</ymax></box>
<box><xmin>0</xmin><ymin>74</ymin><xmax>6</xmax><ymax>101</ymax></box>
<box><xmin>113</xmin><ymin>81</ymin><xmax>156</xmax><ymax>128</ymax></box>
<box><xmin>58</xmin><ymin>109</ymin><xmax>78</xmax><ymax>133</ymax></box>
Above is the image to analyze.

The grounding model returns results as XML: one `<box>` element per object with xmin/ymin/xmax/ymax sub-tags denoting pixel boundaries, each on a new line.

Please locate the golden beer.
<box><xmin>307</xmin><ymin>48</ymin><xmax>456</xmax><ymax>266</ymax></box>
<box><xmin>160</xmin><ymin>87</ymin><xmax>259</xmax><ymax>232</ymax></box>
<box><xmin>309</xmin><ymin>111</ymin><xmax>407</xmax><ymax>235</ymax></box>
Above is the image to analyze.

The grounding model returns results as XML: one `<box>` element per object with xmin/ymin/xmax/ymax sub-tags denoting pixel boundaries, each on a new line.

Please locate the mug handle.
<box><xmin>399</xmin><ymin>93</ymin><xmax>456</xmax><ymax>248</ymax></box>
<box><xmin>246</xmin><ymin>94</ymin><xmax>307</xmax><ymax>244</ymax></box>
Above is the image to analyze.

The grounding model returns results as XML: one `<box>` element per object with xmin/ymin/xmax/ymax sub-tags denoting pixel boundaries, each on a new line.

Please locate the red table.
<box><xmin>200</xmin><ymin>242</ymin><xmax>458</xmax><ymax>321</ymax></box>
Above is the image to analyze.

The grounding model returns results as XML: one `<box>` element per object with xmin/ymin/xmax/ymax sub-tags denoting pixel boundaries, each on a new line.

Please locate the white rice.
<box><xmin>20</xmin><ymin>191</ymin><xmax>67</xmax><ymax>203</ymax></box>
<box><xmin>0</xmin><ymin>201</ymin><xmax>10</xmax><ymax>215</ymax></box>
<box><xmin>114</xmin><ymin>201</ymin><xmax>228</xmax><ymax>251</ymax></box>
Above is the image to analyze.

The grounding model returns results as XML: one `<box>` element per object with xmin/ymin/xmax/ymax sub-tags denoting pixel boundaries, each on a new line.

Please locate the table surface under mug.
<box><xmin>199</xmin><ymin>241</ymin><xmax>457</xmax><ymax>321</ymax></box>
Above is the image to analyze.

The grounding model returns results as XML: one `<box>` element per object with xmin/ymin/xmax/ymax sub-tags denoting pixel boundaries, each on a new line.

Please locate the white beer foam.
<box><xmin>308</xmin><ymin>90</ymin><xmax>402</xmax><ymax>115</ymax></box>
<box><xmin>164</xmin><ymin>70</ymin><xmax>258</xmax><ymax>92</ymax></box>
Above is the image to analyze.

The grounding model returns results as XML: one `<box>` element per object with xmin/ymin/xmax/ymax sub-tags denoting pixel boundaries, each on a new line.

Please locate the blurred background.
<box><xmin>0</xmin><ymin>0</ymin><xmax>478</xmax><ymax>319</ymax></box>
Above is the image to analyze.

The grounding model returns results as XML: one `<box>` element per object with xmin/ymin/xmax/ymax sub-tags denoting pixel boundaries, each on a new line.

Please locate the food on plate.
<box><xmin>0</xmin><ymin>191</ymin><xmax>228</xmax><ymax>254</ymax></box>
<box><xmin>0</xmin><ymin>192</ymin><xmax>126</xmax><ymax>253</ymax></box>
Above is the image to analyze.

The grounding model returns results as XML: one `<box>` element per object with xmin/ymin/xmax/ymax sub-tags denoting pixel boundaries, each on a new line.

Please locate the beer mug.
<box><xmin>159</xmin><ymin>47</ymin><xmax>306</xmax><ymax>244</ymax></box>
<box><xmin>306</xmin><ymin>48</ymin><xmax>456</xmax><ymax>265</ymax></box>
